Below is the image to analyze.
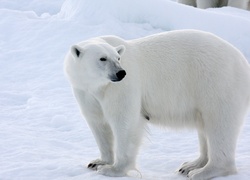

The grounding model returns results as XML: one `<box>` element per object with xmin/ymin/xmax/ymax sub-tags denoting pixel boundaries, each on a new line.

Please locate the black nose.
<box><xmin>116</xmin><ymin>70</ymin><xmax>126</xmax><ymax>81</ymax></box>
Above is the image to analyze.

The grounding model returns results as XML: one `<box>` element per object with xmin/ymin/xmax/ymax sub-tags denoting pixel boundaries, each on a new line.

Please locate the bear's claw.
<box><xmin>87</xmin><ymin>159</ymin><xmax>111</xmax><ymax>171</ymax></box>
<box><xmin>88</xmin><ymin>163</ymin><xmax>97</xmax><ymax>170</ymax></box>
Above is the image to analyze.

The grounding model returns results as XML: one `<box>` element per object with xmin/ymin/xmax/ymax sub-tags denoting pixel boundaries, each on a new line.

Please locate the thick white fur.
<box><xmin>178</xmin><ymin>0</ymin><xmax>250</xmax><ymax>10</ymax></box>
<box><xmin>64</xmin><ymin>30</ymin><xmax>250</xmax><ymax>180</ymax></box>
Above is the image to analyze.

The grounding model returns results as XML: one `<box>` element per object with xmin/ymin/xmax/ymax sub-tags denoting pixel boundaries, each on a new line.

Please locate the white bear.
<box><xmin>64</xmin><ymin>30</ymin><xmax>250</xmax><ymax>180</ymax></box>
<box><xmin>178</xmin><ymin>0</ymin><xmax>250</xmax><ymax>10</ymax></box>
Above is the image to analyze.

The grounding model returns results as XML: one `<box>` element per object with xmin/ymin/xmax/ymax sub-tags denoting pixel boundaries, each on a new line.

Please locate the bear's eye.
<box><xmin>118</xmin><ymin>58</ymin><xmax>120</xmax><ymax>61</ymax></box>
<box><xmin>100</xmin><ymin>57</ymin><xmax>107</xmax><ymax>61</ymax></box>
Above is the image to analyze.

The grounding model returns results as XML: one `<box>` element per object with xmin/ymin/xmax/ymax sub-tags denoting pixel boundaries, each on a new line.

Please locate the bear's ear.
<box><xmin>115</xmin><ymin>45</ymin><xmax>126</xmax><ymax>56</ymax></box>
<box><xmin>71</xmin><ymin>45</ymin><xmax>84</xmax><ymax>59</ymax></box>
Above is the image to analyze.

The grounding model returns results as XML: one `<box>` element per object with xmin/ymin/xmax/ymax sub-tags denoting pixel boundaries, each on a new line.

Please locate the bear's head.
<box><xmin>65</xmin><ymin>41</ymin><xmax>126</xmax><ymax>90</ymax></box>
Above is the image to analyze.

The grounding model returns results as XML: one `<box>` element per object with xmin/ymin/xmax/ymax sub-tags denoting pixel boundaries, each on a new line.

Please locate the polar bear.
<box><xmin>64</xmin><ymin>30</ymin><xmax>250</xmax><ymax>180</ymax></box>
<box><xmin>178</xmin><ymin>0</ymin><xmax>250</xmax><ymax>10</ymax></box>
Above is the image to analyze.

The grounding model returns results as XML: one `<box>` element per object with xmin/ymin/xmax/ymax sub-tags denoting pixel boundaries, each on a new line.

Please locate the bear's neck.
<box><xmin>86</xmin><ymin>82</ymin><xmax>110</xmax><ymax>102</ymax></box>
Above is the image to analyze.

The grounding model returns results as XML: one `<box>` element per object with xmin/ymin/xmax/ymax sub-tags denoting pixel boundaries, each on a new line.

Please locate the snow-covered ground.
<box><xmin>0</xmin><ymin>0</ymin><xmax>249</xmax><ymax>179</ymax></box>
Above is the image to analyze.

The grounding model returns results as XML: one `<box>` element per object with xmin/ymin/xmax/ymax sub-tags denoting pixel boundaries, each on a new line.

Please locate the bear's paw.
<box><xmin>87</xmin><ymin>159</ymin><xmax>110</xmax><ymax>171</ymax></box>
<box><xmin>97</xmin><ymin>164</ymin><xmax>126</xmax><ymax>177</ymax></box>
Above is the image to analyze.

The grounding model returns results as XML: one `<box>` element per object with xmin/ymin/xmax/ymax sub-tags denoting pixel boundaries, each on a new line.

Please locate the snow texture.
<box><xmin>0</xmin><ymin>0</ymin><xmax>249</xmax><ymax>179</ymax></box>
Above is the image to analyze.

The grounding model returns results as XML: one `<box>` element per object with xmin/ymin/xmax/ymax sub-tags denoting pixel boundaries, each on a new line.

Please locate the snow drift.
<box><xmin>58</xmin><ymin>0</ymin><xmax>250</xmax><ymax>59</ymax></box>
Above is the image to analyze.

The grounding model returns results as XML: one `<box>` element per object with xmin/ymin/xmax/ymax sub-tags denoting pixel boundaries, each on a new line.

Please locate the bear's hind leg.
<box><xmin>188</xmin><ymin>111</ymin><xmax>242</xmax><ymax>180</ymax></box>
<box><xmin>178</xmin><ymin>131</ymin><xmax>208</xmax><ymax>175</ymax></box>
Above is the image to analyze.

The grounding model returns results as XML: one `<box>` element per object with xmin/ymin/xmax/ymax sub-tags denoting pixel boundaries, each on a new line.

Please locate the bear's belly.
<box><xmin>141</xmin><ymin>103</ymin><xmax>200</xmax><ymax>129</ymax></box>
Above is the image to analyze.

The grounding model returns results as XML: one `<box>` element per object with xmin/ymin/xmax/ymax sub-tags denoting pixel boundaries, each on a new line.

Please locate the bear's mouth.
<box><xmin>110</xmin><ymin>76</ymin><xmax>124</xmax><ymax>82</ymax></box>
<box><xmin>110</xmin><ymin>79</ymin><xmax>120</xmax><ymax>82</ymax></box>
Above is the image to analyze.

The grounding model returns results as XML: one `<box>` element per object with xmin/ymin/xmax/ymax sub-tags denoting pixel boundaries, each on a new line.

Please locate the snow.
<box><xmin>0</xmin><ymin>0</ymin><xmax>249</xmax><ymax>180</ymax></box>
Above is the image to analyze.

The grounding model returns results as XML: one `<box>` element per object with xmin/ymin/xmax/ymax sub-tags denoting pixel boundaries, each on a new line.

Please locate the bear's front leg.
<box><xmin>97</xmin><ymin>95</ymin><xmax>145</xmax><ymax>176</ymax></box>
<box><xmin>72</xmin><ymin>88</ymin><xmax>115</xmax><ymax>170</ymax></box>
<box><xmin>85</xmin><ymin>119</ymin><xmax>115</xmax><ymax>170</ymax></box>
<box><xmin>97</xmin><ymin>118</ymin><xmax>145</xmax><ymax>176</ymax></box>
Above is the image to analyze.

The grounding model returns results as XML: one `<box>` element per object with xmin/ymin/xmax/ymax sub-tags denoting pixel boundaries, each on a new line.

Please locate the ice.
<box><xmin>0</xmin><ymin>0</ymin><xmax>249</xmax><ymax>179</ymax></box>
